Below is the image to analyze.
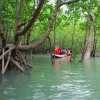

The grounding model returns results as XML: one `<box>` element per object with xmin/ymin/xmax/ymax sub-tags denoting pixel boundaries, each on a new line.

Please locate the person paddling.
<box><xmin>61</xmin><ymin>48</ymin><xmax>66</xmax><ymax>54</ymax></box>
<box><xmin>66</xmin><ymin>48</ymin><xmax>72</xmax><ymax>56</ymax></box>
<box><xmin>54</xmin><ymin>45</ymin><xmax>62</xmax><ymax>55</ymax></box>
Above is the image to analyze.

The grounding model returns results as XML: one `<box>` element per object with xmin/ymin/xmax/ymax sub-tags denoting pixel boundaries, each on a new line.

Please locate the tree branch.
<box><xmin>0</xmin><ymin>45</ymin><xmax>15</xmax><ymax>60</ymax></box>
<box><xmin>17</xmin><ymin>0</ymin><xmax>80</xmax><ymax>51</ymax></box>
<box><xmin>15</xmin><ymin>0</ymin><xmax>24</xmax><ymax>33</ymax></box>
<box><xmin>17</xmin><ymin>0</ymin><xmax>60</xmax><ymax>51</ymax></box>
<box><xmin>58</xmin><ymin>0</ymin><xmax>80</xmax><ymax>8</ymax></box>
<box><xmin>14</xmin><ymin>0</ymin><xmax>44</xmax><ymax>44</ymax></box>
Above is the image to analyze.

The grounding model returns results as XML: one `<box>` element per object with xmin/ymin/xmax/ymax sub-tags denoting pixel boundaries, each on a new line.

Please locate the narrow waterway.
<box><xmin>0</xmin><ymin>54</ymin><xmax>100</xmax><ymax>100</ymax></box>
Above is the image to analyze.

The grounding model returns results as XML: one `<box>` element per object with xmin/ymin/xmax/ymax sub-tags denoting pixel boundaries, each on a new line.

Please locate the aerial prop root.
<box><xmin>1</xmin><ymin>47</ymin><xmax>34</xmax><ymax>75</ymax></box>
<box><xmin>16</xmin><ymin>50</ymin><xmax>34</xmax><ymax>69</ymax></box>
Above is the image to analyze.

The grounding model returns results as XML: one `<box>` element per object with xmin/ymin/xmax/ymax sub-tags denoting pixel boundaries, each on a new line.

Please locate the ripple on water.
<box><xmin>1</xmin><ymin>55</ymin><xmax>100</xmax><ymax>100</ymax></box>
<box><xmin>32</xmin><ymin>92</ymin><xmax>46</xmax><ymax>100</ymax></box>
<box><xmin>49</xmin><ymin>81</ymin><xmax>93</xmax><ymax>100</ymax></box>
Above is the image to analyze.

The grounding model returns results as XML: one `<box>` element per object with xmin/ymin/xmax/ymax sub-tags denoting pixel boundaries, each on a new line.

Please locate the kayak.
<box><xmin>52</xmin><ymin>54</ymin><xmax>68</xmax><ymax>58</ymax></box>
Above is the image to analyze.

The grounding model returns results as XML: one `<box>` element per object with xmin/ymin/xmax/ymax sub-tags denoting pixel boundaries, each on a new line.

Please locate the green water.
<box><xmin>0</xmin><ymin>54</ymin><xmax>100</xmax><ymax>100</ymax></box>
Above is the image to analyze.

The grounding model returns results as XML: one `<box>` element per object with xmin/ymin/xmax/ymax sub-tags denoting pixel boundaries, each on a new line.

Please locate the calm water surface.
<box><xmin>0</xmin><ymin>54</ymin><xmax>100</xmax><ymax>100</ymax></box>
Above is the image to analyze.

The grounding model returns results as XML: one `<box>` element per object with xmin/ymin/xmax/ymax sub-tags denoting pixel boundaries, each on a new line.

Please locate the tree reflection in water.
<box><xmin>53</xmin><ymin>56</ymin><xmax>71</xmax><ymax>70</ymax></box>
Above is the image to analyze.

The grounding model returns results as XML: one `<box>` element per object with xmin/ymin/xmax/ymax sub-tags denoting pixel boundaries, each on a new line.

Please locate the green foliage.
<box><xmin>1</xmin><ymin>0</ymin><xmax>100</xmax><ymax>58</ymax></box>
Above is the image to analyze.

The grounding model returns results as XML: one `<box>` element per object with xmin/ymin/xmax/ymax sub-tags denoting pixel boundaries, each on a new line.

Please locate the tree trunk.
<box><xmin>80</xmin><ymin>17</ymin><xmax>89</xmax><ymax>62</ymax></box>
<box><xmin>91</xmin><ymin>27</ymin><xmax>97</xmax><ymax>57</ymax></box>
<box><xmin>70</xmin><ymin>17</ymin><xmax>76</xmax><ymax>61</ymax></box>
<box><xmin>83</xmin><ymin>12</ymin><xmax>94</xmax><ymax>60</ymax></box>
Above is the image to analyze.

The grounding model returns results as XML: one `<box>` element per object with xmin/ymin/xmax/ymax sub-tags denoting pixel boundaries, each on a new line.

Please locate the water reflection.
<box><xmin>53</xmin><ymin>56</ymin><xmax>71</xmax><ymax>70</ymax></box>
<box><xmin>61</xmin><ymin>56</ymin><xmax>71</xmax><ymax>65</ymax></box>
<box><xmin>83</xmin><ymin>59</ymin><xmax>95</xmax><ymax>78</ymax></box>
<box><xmin>53</xmin><ymin>59</ymin><xmax>61</xmax><ymax>70</ymax></box>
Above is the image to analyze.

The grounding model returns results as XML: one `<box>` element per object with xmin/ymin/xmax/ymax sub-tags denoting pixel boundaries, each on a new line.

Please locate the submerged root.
<box><xmin>1</xmin><ymin>49</ymin><xmax>34</xmax><ymax>75</ymax></box>
<box><xmin>10</xmin><ymin>57</ymin><xmax>25</xmax><ymax>73</ymax></box>
<box><xmin>16</xmin><ymin>51</ymin><xmax>29</xmax><ymax>70</ymax></box>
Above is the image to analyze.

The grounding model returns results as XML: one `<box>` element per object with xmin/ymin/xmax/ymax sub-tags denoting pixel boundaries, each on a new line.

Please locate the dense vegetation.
<box><xmin>0</xmin><ymin>0</ymin><xmax>100</xmax><ymax>75</ymax></box>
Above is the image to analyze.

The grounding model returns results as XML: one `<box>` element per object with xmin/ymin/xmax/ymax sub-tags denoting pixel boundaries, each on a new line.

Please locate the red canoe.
<box><xmin>52</xmin><ymin>54</ymin><xmax>68</xmax><ymax>58</ymax></box>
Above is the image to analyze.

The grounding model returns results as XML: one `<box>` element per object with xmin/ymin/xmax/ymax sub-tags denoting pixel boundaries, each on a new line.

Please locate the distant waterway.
<box><xmin>0</xmin><ymin>54</ymin><xmax>100</xmax><ymax>100</ymax></box>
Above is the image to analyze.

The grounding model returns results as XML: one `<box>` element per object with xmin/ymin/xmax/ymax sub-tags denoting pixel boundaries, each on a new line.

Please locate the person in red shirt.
<box><xmin>54</xmin><ymin>45</ymin><xmax>62</xmax><ymax>55</ymax></box>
